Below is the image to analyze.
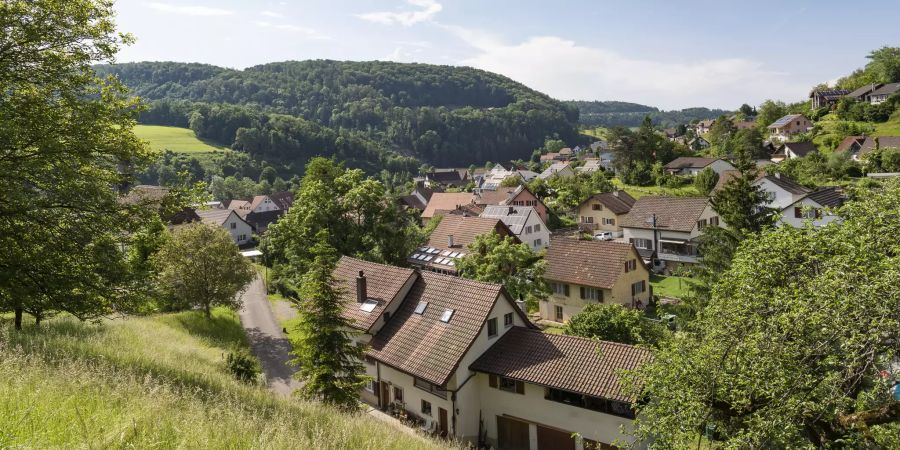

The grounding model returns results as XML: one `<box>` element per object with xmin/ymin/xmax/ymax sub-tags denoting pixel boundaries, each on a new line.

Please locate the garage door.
<box><xmin>497</xmin><ymin>416</ymin><xmax>530</xmax><ymax>450</ymax></box>
<box><xmin>536</xmin><ymin>424</ymin><xmax>575</xmax><ymax>450</ymax></box>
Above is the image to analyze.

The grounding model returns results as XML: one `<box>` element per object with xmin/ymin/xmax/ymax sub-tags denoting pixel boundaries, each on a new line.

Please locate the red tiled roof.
<box><xmin>544</xmin><ymin>237</ymin><xmax>636</xmax><ymax>289</ymax></box>
<box><xmin>578</xmin><ymin>190</ymin><xmax>635</xmax><ymax>215</ymax></box>
<box><xmin>834</xmin><ymin>136</ymin><xmax>865</xmax><ymax>154</ymax></box>
<box><xmin>367</xmin><ymin>272</ymin><xmax>522</xmax><ymax>386</ymax></box>
<box><xmin>421</xmin><ymin>193</ymin><xmax>476</xmax><ymax>219</ymax></box>
<box><xmin>335</xmin><ymin>256</ymin><xmax>416</xmax><ymax>333</ymax></box>
<box><xmin>620</xmin><ymin>196</ymin><xmax>710</xmax><ymax>232</ymax></box>
<box><xmin>470</xmin><ymin>327</ymin><xmax>652</xmax><ymax>402</ymax></box>
<box><xmin>663</xmin><ymin>157</ymin><xmax>718</xmax><ymax>170</ymax></box>
<box><xmin>426</xmin><ymin>215</ymin><xmax>514</xmax><ymax>250</ymax></box>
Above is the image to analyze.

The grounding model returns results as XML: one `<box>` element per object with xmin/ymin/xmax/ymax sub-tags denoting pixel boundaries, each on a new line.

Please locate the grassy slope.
<box><xmin>134</xmin><ymin>124</ymin><xmax>230</xmax><ymax>168</ymax></box>
<box><xmin>612</xmin><ymin>178</ymin><xmax>701</xmax><ymax>199</ymax></box>
<box><xmin>0</xmin><ymin>309</ymin><xmax>447</xmax><ymax>450</ymax></box>
<box><xmin>650</xmin><ymin>275</ymin><xmax>699</xmax><ymax>299</ymax></box>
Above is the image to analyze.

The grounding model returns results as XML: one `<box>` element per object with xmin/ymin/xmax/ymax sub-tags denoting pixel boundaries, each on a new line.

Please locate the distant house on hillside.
<box><xmin>424</xmin><ymin>169</ymin><xmax>469</xmax><ymax>188</ymax></box>
<box><xmin>767</xmin><ymin>114</ymin><xmax>811</xmax><ymax>141</ymax></box>
<box><xmin>779</xmin><ymin>187</ymin><xmax>845</xmax><ymax>228</ymax></box>
<box><xmin>576</xmin><ymin>158</ymin><xmax>605</xmax><ymax>174</ymax></box>
<box><xmin>420</xmin><ymin>192</ymin><xmax>478</xmax><ymax>224</ymax></box>
<box><xmin>845</xmin><ymin>83</ymin><xmax>883</xmax><ymax>102</ymax></box>
<box><xmin>694</xmin><ymin>119</ymin><xmax>715</xmax><ymax>135</ymax></box>
<box><xmin>771</xmin><ymin>141</ymin><xmax>818</xmax><ymax>162</ymax></box>
<box><xmin>400</xmin><ymin>180</ymin><xmax>441</xmax><ymax>212</ymax></box>
<box><xmin>480</xmin><ymin>205</ymin><xmax>549</xmax><ymax>250</ymax></box>
<box><xmin>868</xmin><ymin>83</ymin><xmax>900</xmax><ymax>104</ymax></box>
<box><xmin>834</xmin><ymin>136</ymin><xmax>867</xmax><ymax>160</ymax></box>
<box><xmin>476</xmin><ymin>184</ymin><xmax>548</xmax><ymax>223</ymax></box>
<box><xmin>809</xmin><ymin>89</ymin><xmax>850</xmax><ymax>109</ymax></box>
<box><xmin>542</xmin><ymin>237</ymin><xmax>651</xmax><ymax>323</ymax></box>
<box><xmin>408</xmin><ymin>215</ymin><xmax>516</xmax><ymax>275</ymax></box>
<box><xmin>538</xmin><ymin>162</ymin><xmax>575</xmax><ymax>180</ymax></box>
<box><xmin>194</xmin><ymin>209</ymin><xmax>253</xmax><ymax>246</ymax></box>
<box><xmin>688</xmin><ymin>136</ymin><xmax>711</xmax><ymax>151</ymax></box>
<box><xmin>575</xmin><ymin>190</ymin><xmax>636</xmax><ymax>238</ymax></box>
<box><xmin>663</xmin><ymin>157</ymin><xmax>735</xmax><ymax>176</ymax></box>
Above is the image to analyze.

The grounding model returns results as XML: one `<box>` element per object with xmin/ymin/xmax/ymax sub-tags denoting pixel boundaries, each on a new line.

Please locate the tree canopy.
<box><xmin>629</xmin><ymin>180</ymin><xmax>900</xmax><ymax>448</ymax></box>
<box><xmin>455</xmin><ymin>232</ymin><xmax>548</xmax><ymax>309</ymax></box>
<box><xmin>565</xmin><ymin>304</ymin><xmax>664</xmax><ymax>347</ymax></box>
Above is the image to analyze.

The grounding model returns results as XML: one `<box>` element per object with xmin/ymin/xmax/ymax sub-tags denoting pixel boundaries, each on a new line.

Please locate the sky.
<box><xmin>113</xmin><ymin>0</ymin><xmax>900</xmax><ymax>110</ymax></box>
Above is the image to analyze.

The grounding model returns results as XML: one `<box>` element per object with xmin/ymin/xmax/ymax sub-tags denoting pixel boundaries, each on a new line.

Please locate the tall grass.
<box><xmin>0</xmin><ymin>309</ymin><xmax>449</xmax><ymax>449</ymax></box>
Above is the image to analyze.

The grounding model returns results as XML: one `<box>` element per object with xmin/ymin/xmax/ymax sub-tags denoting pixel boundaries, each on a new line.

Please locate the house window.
<box><xmin>533</xmin><ymin>239</ymin><xmax>541</xmax><ymax>247</ymax></box>
<box><xmin>630</xmin><ymin>238</ymin><xmax>652</xmax><ymax>250</ymax></box>
<box><xmin>439</xmin><ymin>309</ymin><xmax>454</xmax><ymax>323</ymax></box>
<box><xmin>534</xmin><ymin>224</ymin><xmax>541</xmax><ymax>232</ymax></box>
<box><xmin>421</xmin><ymin>400</ymin><xmax>432</xmax><ymax>416</ymax></box>
<box><xmin>697</xmin><ymin>218</ymin><xmax>708</xmax><ymax>229</ymax></box>
<box><xmin>489</xmin><ymin>374</ymin><xmax>525</xmax><ymax>394</ymax></box>
<box><xmin>525</xmin><ymin>225</ymin><xmax>533</xmax><ymax>234</ymax></box>
<box><xmin>487</xmin><ymin>318</ymin><xmax>498</xmax><ymax>337</ymax></box>
<box><xmin>504</xmin><ymin>312</ymin><xmax>513</xmax><ymax>327</ymax></box>
<box><xmin>230</xmin><ymin>222</ymin><xmax>237</xmax><ymax>229</ymax></box>
<box><xmin>710</xmin><ymin>216</ymin><xmax>720</xmax><ymax>226</ymax></box>
<box><xmin>414</xmin><ymin>377</ymin><xmax>447</xmax><ymax>399</ymax></box>
<box><xmin>631</xmin><ymin>280</ymin><xmax>646</xmax><ymax>296</ymax></box>
<box><xmin>624</xmin><ymin>259</ymin><xmax>637</xmax><ymax>272</ymax></box>
<box><xmin>550</xmin><ymin>282</ymin><xmax>569</xmax><ymax>296</ymax></box>
<box><xmin>545</xmin><ymin>388</ymin><xmax>635</xmax><ymax>419</ymax></box>
<box><xmin>579</xmin><ymin>286</ymin><xmax>601</xmax><ymax>302</ymax></box>
<box><xmin>393</xmin><ymin>386</ymin><xmax>404</xmax><ymax>403</ymax></box>
<box><xmin>581</xmin><ymin>216</ymin><xmax>594</xmax><ymax>224</ymax></box>
<box><xmin>555</xmin><ymin>305</ymin><xmax>563</xmax><ymax>321</ymax></box>
<box><xmin>414</xmin><ymin>301</ymin><xmax>428</xmax><ymax>315</ymax></box>
<box><xmin>603</xmin><ymin>218</ymin><xmax>616</xmax><ymax>226</ymax></box>
<box><xmin>365</xmin><ymin>380</ymin><xmax>377</xmax><ymax>393</ymax></box>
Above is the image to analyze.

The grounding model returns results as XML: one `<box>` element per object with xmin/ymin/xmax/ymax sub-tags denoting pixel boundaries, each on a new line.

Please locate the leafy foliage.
<box><xmin>455</xmin><ymin>232</ymin><xmax>548</xmax><ymax>310</ymax></box>
<box><xmin>836</xmin><ymin>46</ymin><xmax>900</xmax><ymax>89</ymax></box>
<box><xmin>289</xmin><ymin>231</ymin><xmax>368</xmax><ymax>410</ymax></box>
<box><xmin>225</xmin><ymin>347</ymin><xmax>262</xmax><ymax>383</ymax></box>
<box><xmin>567</xmin><ymin>100</ymin><xmax>729</xmax><ymax>128</ymax></box>
<box><xmin>628</xmin><ymin>180</ymin><xmax>900</xmax><ymax>448</ymax></box>
<box><xmin>0</xmin><ymin>0</ymin><xmax>153</xmax><ymax>328</ymax></box>
<box><xmin>693</xmin><ymin>167</ymin><xmax>719</xmax><ymax>196</ymax></box>
<box><xmin>152</xmin><ymin>224</ymin><xmax>255</xmax><ymax>317</ymax></box>
<box><xmin>565</xmin><ymin>304</ymin><xmax>664</xmax><ymax>347</ymax></box>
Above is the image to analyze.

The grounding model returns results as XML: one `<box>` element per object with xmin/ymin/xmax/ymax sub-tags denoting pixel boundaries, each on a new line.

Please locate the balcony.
<box><xmin>657</xmin><ymin>240</ymin><xmax>700</xmax><ymax>264</ymax></box>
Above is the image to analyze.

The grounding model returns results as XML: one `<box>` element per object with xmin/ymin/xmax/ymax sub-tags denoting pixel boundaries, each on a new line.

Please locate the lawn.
<box><xmin>650</xmin><ymin>275</ymin><xmax>699</xmax><ymax>299</ymax></box>
<box><xmin>580</xmin><ymin>126</ymin><xmax>609</xmax><ymax>140</ymax></box>
<box><xmin>0</xmin><ymin>310</ymin><xmax>448</xmax><ymax>450</ymax></box>
<box><xmin>134</xmin><ymin>124</ymin><xmax>228</xmax><ymax>154</ymax></box>
<box><xmin>612</xmin><ymin>178</ymin><xmax>701</xmax><ymax>199</ymax></box>
<box><xmin>874</xmin><ymin>117</ymin><xmax>900</xmax><ymax>136</ymax></box>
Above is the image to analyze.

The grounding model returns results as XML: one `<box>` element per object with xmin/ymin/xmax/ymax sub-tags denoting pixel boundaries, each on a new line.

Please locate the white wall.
<box><xmin>252</xmin><ymin>196</ymin><xmax>280</xmax><ymax>213</ymax></box>
<box><xmin>753</xmin><ymin>178</ymin><xmax>802</xmax><ymax>210</ymax></box>
<box><xmin>517</xmin><ymin>213</ymin><xmax>550</xmax><ymax>250</ymax></box>
<box><xmin>223</xmin><ymin>213</ymin><xmax>253</xmax><ymax>245</ymax></box>
<box><xmin>777</xmin><ymin>199</ymin><xmax>841</xmax><ymax>228</ymax></box>
<box><xmin>475</xmin><ymin>375</ymin><xmax>641</xmax><ymax>450</ymax></box>
<box><xmin>709</xmin><ymin>159</ymin><xmax>736</xmax><ymax>175</ymax></box>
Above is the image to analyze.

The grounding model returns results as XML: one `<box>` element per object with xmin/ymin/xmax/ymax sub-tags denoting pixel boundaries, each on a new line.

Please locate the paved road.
<box><xmin>238</xmin><ymin>275</ymin><xmax>301</xmax><ymax>396</ymax></box>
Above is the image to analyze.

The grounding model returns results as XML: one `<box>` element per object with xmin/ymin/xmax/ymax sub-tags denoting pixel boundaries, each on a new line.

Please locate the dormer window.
<box><xmin>414</xmin><ymin>301</ymin><xmax>428</xmax><ymax>315</ymax></box>
<box><xmin>440</xmin><ymin>309</ymin><xmax>454</xmax><ymax>323</ymax></box>
<box><xmin>360</xmin><ymin>299</ymin><xmax>378</xmax><ymax>313</ymax></box>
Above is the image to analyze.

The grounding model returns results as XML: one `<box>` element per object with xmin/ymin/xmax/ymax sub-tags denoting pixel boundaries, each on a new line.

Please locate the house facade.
<box><xmin>541</xmin><ymin>237</ymin><xmax>651</xmax><ymax>323</ymax></box>
<box><xmin>195</xmin><ymin>209</ymin><xmax>253</xmax><ymax>245</ymax></box>
<box><xmin>480</xmin><ymin>205</ymin><xmax>550</xmax><ymax>250</ymax></box>
<box><xmin>868</xmin><ymin>83</ymin><xmax>900</xmax><ymax>104</ymax></box>
<box><xmin>575</xmin><ymin>190</ymin><xmax>636</xmax><ymax>237</ymax></box>
<box><xmin>767</xmin><ymin>114</ymin><xmax>812</xmax><ymax>141</ymax></box>
<box><xmin>476</xmin><ymin>185</ymin><xmax>549</xmax><ymax>224</ymax></box>
<box><xmin>620</xmin><ymin>196</ymin><xmax>724</xmax><ymax>271</ymax></box>
<box><xmin>337</xmin><ymin>257</ymin><xmax>650</xmax><ymax>449</ymax></box>
<box><xmin>777</xmin><ymin>187</ymin><xmax>845</xmax><ymax>228</ymax></box>
<box><xmin>810</xmin><ymin>89</ymin><xmax>850</xmax><ymax>109</ymax></box>
<box><xmin>663</xmin><ymin>157</ymin><xmax>735</xmax><ymax>176</ymax></box>
<box><xmin>538</xmin><ymin>162</ymin><xmax>575</xmax><ymax>180</ymax></box>
<box><xmin>771</xmin><ymin>141</ymin><xmax>818</xmax><ymax>162</ymax></box>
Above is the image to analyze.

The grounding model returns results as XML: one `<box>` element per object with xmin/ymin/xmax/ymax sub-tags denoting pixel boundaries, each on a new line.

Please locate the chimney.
<box><xmin>613</xmin><ymin>190</ymin><xmax>619</xmax><ymax>197</ymax></box>
<box><xmin>448</xmin><ymin>235</ymin><xmax>455</xmax><ymax>248</ymax></box>
<box><xmin>508</xmin><ymin>206</ymin><xmax>514</xmax><ymax>215</ymax></box>
<box><xmin>775</xmin><ymin>172</ymin><xmax>781</xmax><ymax>179</ymax></box>
<box><xmin>356</xmin><ymin>270</ymin><xmax>367</xmax><ymax>303</ymax></box>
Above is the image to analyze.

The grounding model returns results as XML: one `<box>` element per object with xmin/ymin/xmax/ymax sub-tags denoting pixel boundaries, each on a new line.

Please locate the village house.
<box><xmin>834</xmin><ymin>135</ymin><xmax>867</xmax><ymax>160</ymax></box>
<box><xmin>767</xmin><ymin>114</ymin><xmax>812</xmax><ymax>141</ymax></box>
<box><xmin>420</xmin><ymin>192</ymin><xmax>480</xmax><ymax>224</ymax></box>
<box><xmin>694</xmin><ymin>119</ymin><xmax>715</xmax><ymax>135</ymax></box>
<box><xmin>809</xmin><ymin>89</ymin><xmax>850</xmax><ymax>109</ymax></box>
<box><xmin>537</xmin><ymin>162</ymin><xmax>575</xmax><ymax>180</ymax></box>
<box><xmin>845</xmin><ymin>83</ymin><xmax>883</xmax><ymax>102</ymax></box>
<box><xmin>663</xmin><ymin>157</ymin><xmax>735</xmax><ymax>176</ymax></box>
<box><xmin>771</xmin><ymin>141</ymin><xmax>818</xmax><ymax>162</ymax></box>
<box><xmin>336</xmin><ymin>257</ymin><xmax>651</xmax><ymax>449</ymax></box>
<box><xmin>542</xmin><ymin>237</ymin><xmax>651</xmax><ymax>323</ymax></box>
<box><xmin>687</xmin><ymin>136</ymin><xmax>710</xmax><ymax>151</ymax></box>
<box><xmin>422</xmin><ymin>185</ymin><xmax>548</xmax><ymax>225</ymax></box>
<box><xmin>479</xmin><ymin>205</ymin><xmax>549</xmax><ymax>250</ymax></box>
<box><xmin>751</xmin><ymin>172</ymin><xmax>811</xmax><ymax>211</ymax></box>
<box><xmin>620</xmin><ymin>196</ymin><xmax>724</xmax><ymax>271</ymax></box>
<box><xmin>408</xmin><ymin>215</ymin><xmax>516</xmax><ymax>275</ymax></box>
<box><xmin>576</xmin><ymin>158</ymin><xmax>604</xmax><ymax>174</ymax></box>
<box><xmin>223</xmin><ymin>191</ymin><xmax>294</xmax><ymax>234</ymax></box>
<box><xmin>194</xmin><ymin>209</ymin><xmax>253</xmax><ymax>246</ymax></box>
<box><xmin>400</xmin><ymin>180</ymin><xmax>442</xmax><ymax>212</ymax></box>
<box><xmin>868</xmin><ymin>82</ymin><xmax>900</xmax><ymax>104</ymax></box>
<box><xmin>575</xmin><ymin>190</ymin><xmax>636</xmax><ymax>238</ymax></box>
<box><xmin>778</xmin><ymin>186</ymin><xmax>845</xmax><ymax>228</ymax></box>
<box><xmin>424</xmin><ymin>169</ymin><xmax>469</xmax><ymax>188</ymax></box>
<box><xmin>478</xmin><ymin>165</ymin><xmax>524</xmax><ymax>191</ymax></box>
<box><xmin>856</xmin><ymin>136</ymin><xmax>900</xmax><ymax>161</ymax></box>
<box><xmin>477</xmin><ymin>184</ymin><xmax>549</xmax><ymax>224</ymax></box>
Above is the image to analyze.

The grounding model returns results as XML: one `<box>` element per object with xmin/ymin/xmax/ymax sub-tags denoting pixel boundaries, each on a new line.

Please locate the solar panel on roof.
<box><xmin>441</xmin><ymin>250</ymin><xmax>452</xmax><ymax>256</ymax></box>
<box><xmin>424</xmin><ymin>255</ymin><xmax>433</xmax><ymax>261</ymax></box>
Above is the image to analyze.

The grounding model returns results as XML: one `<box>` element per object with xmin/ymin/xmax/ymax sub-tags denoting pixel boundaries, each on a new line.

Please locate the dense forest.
<box><xmin>566</xmin><ymin>100</ymin><xmax>730</xmax><ymax>128</ymax></box>
<box><xmin>95</xmin><ymin>61</ymin><xmax>581</xmax><ymax>172</ymax></box>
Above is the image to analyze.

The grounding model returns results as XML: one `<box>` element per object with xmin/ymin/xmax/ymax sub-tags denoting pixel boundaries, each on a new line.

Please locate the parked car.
<box><xmin>593</xmin><ymin>231</ymin><xmax>613</xmax><ymax>241</ymax></box>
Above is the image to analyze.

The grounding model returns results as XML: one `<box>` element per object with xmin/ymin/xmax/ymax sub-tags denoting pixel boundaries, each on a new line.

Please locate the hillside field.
<box><xmin>134</xmin><ymin>124</ymin><xmax>227</xmax><ymax>153</ymax></box>
<box><xmin>0</xmin><ymin>309</ymin><xmax>448</xmax><ymax>450</ymax></box>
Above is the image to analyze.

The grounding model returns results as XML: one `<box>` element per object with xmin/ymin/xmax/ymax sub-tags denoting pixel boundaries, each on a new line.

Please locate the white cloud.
<box><xmin>448</xmin><ymin>27</ymin><xmax>808</xmax><ymax>109</ymax></box>
<box><xmin>147</xmin><ymin>2</ymin><xmax>233</xmax><ymax>16</ymax></box>
<box><xmin>260</xmin><ymin>10</ymin><xmax>284</xmax><ymax>18</ymax></box>
<box><xmin>357</xmin><ymin>0</ymin><xmax>442</xmax><ymax>27</ymax></box>
<box><xmin>253</xmin><ymin>21</ymin><xmax>330</xmax><ymax>40</ymax></box>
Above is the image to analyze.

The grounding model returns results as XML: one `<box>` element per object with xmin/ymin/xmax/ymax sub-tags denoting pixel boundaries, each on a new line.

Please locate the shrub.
<box><xmin>225</xmin><ymin>348</ymin><xmax>261</xmax><ymax>383</ymax></box>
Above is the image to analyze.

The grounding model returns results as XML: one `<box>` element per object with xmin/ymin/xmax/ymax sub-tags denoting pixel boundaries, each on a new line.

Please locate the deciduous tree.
<box><xmin>566</xmin><ymin>304</ymin><xmax>664</xmax><ymax>347</ymax></box>
<box><xmin>456</xmin><ymin>232</ymin><xmax>548</xmax><ymax>309</ymax></box>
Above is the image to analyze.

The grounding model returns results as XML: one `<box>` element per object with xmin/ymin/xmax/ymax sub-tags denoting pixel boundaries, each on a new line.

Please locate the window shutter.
<box><xmin>515</xmin><ymin>380</ymin><xmax>525</xmax><ymax>394</ymax></box>
<box><xmin>563</xmin><ymin>284</ymin><xmax>569</xmax><ymax>296</ymax></box>
<box><xmin>624</xmin><ymin>262</ymin><xmax>629</xmax><ymax>273</ymax></box>
<box><xmin>489</xmin><ymin>374</ymin><xmax>498</xmax><ymax>388</ymax></box>
<box><xmin>631</xmin><ymin>283</ymin><xmax>635</xmax><ymax>296</ymax></box>
<box><xmin>579</xmin><ymin>286</ymin><xmax>585</xmax><ymax>299</ymax></box>
<box><xmin>794</xmin><ymin>207</ymin><xmax>802</xmax><ymax>218</ymax></box>
<box><xmin>599</xmin><ymin>290</ymin><xmax>604</xmax><ymax>302</ymax></box>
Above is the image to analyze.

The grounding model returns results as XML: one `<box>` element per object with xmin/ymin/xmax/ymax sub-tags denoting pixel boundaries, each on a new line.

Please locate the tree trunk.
<box><xmin>14</xmin><ymin>308</ymin><xmax>23</xmax><ymax>330</ymax></box>
<box><xmin>34</xmin><ymin>313</ymin><xmax>41</xmax><ymax>327</ymax></box>
<box><xmin>204</xmin><ymin>303</ymin><xmax>211</xmax><ymax>318</ymax></box>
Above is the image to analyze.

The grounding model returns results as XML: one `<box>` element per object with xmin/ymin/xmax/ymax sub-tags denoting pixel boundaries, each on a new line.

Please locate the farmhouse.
<box><xmin>408</xmin><ymin>215</ymin><xmax>516</xmax><ymax>275</ymax></box>
<box><xmin>479</xmin><ymin>205</ymin><xmax>549</xmax><ymax>250</ymax></box>
<box><xmin>194</xmin><ymin>209</ymin><xmax>253</xmax><ymax>246</ymax></box>
<box><xmin>575</xmin><ymin>190</ymin><xmax>636</xmax><ymax>238</ymax></box>
<box><xmin>767</xmin><ymin>114</ymin><xmax>811</xmax><ymax>141</ymax></box>
<box><xmin>663</xmin><ymin>157</ymin><xmax>735</xmax><ymax>176</ymax></box>
<box><xmin>771</xmin><ymin>141</ymin><xmax>818</xmax><ymax>162</ymax></box>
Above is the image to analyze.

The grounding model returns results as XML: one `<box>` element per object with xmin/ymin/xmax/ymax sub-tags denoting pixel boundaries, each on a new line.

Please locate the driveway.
<box><xmin>237</xmin><ymin>275</ymin><xmax>301</xmax><ymax>396</ymax></box>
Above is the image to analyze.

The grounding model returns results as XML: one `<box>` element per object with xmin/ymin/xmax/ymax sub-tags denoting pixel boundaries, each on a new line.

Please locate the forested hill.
<box><xmin>566</xmin><ymin>100</ymin><xmax>729</xmax><ymax>128</ymax></box>
<box><xmin>95</xmin><ymin>60</ymin><xmax>580</xmax><ymax>172</ymax></box>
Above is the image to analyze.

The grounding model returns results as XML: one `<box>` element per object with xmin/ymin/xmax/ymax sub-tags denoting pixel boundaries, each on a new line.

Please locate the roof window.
<box><xmin>360</xmin><ymin>299</ymin><xmax>378</xmax><ymax>313</ymax></box>
<box><xmin>414</xmin><ymin>302</ymin><xmax>428</xmax><ymax>315</ymax></box>
<box><xmin>440</xmin><ymin>309</ymin><xmax>455</xmax><ymax>323</ymax></box>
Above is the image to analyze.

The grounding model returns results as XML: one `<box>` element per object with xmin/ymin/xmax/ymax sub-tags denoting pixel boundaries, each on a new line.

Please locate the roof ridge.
<box><xmin>515</xmin><ymin>326</ymin><xmax>648</xmax><ymax>351</ymax></box>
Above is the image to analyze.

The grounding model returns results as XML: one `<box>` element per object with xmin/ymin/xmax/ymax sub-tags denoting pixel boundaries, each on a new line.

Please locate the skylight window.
<box><xmin>360</xmin><ymin>299</ymin><xmax>378</xmax><ymax>313</ymax></box>
<box><xmin>414</xmin><ymin>302</ymin><xmax>428</xmax><ymax>315</ymax></box>
<box><xmin>440</xmin><ymin>309</ymin><xmax>455</xmax><ymax>323</ymax></box>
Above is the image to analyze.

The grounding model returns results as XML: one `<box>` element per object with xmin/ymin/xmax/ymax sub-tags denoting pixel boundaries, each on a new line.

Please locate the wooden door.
<box><xmin>536</xmin><ymin>424</ymin><xmax>575</xmax><ymax>450</ymax></box>
<box><xmin>497</xmin><ymin>416</ymin><xmax>530</xmax><ymax>450</ymax></box>
<box><xmin>438</xmin><ymin>407</ymin><xmax>448</xmax><ymax>437</ymax></box>
<box><xmin>379</xmin><ymin>382</ymin><xmax>390</xmax><ymax>409</ymax></box>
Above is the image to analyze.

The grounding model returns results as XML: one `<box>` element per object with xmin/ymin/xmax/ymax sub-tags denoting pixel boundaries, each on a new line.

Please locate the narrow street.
<box><xmin>237</xmin><ymin>275</ymin><xmax>301</xmax><ymax>396</ymax></box>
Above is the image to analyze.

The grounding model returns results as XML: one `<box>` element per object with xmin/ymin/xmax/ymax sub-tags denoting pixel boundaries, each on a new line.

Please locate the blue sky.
<box><xmin>113</xmin><ymin>0</ymin><xmax>900</xmax><ymax>110</ymax></box>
